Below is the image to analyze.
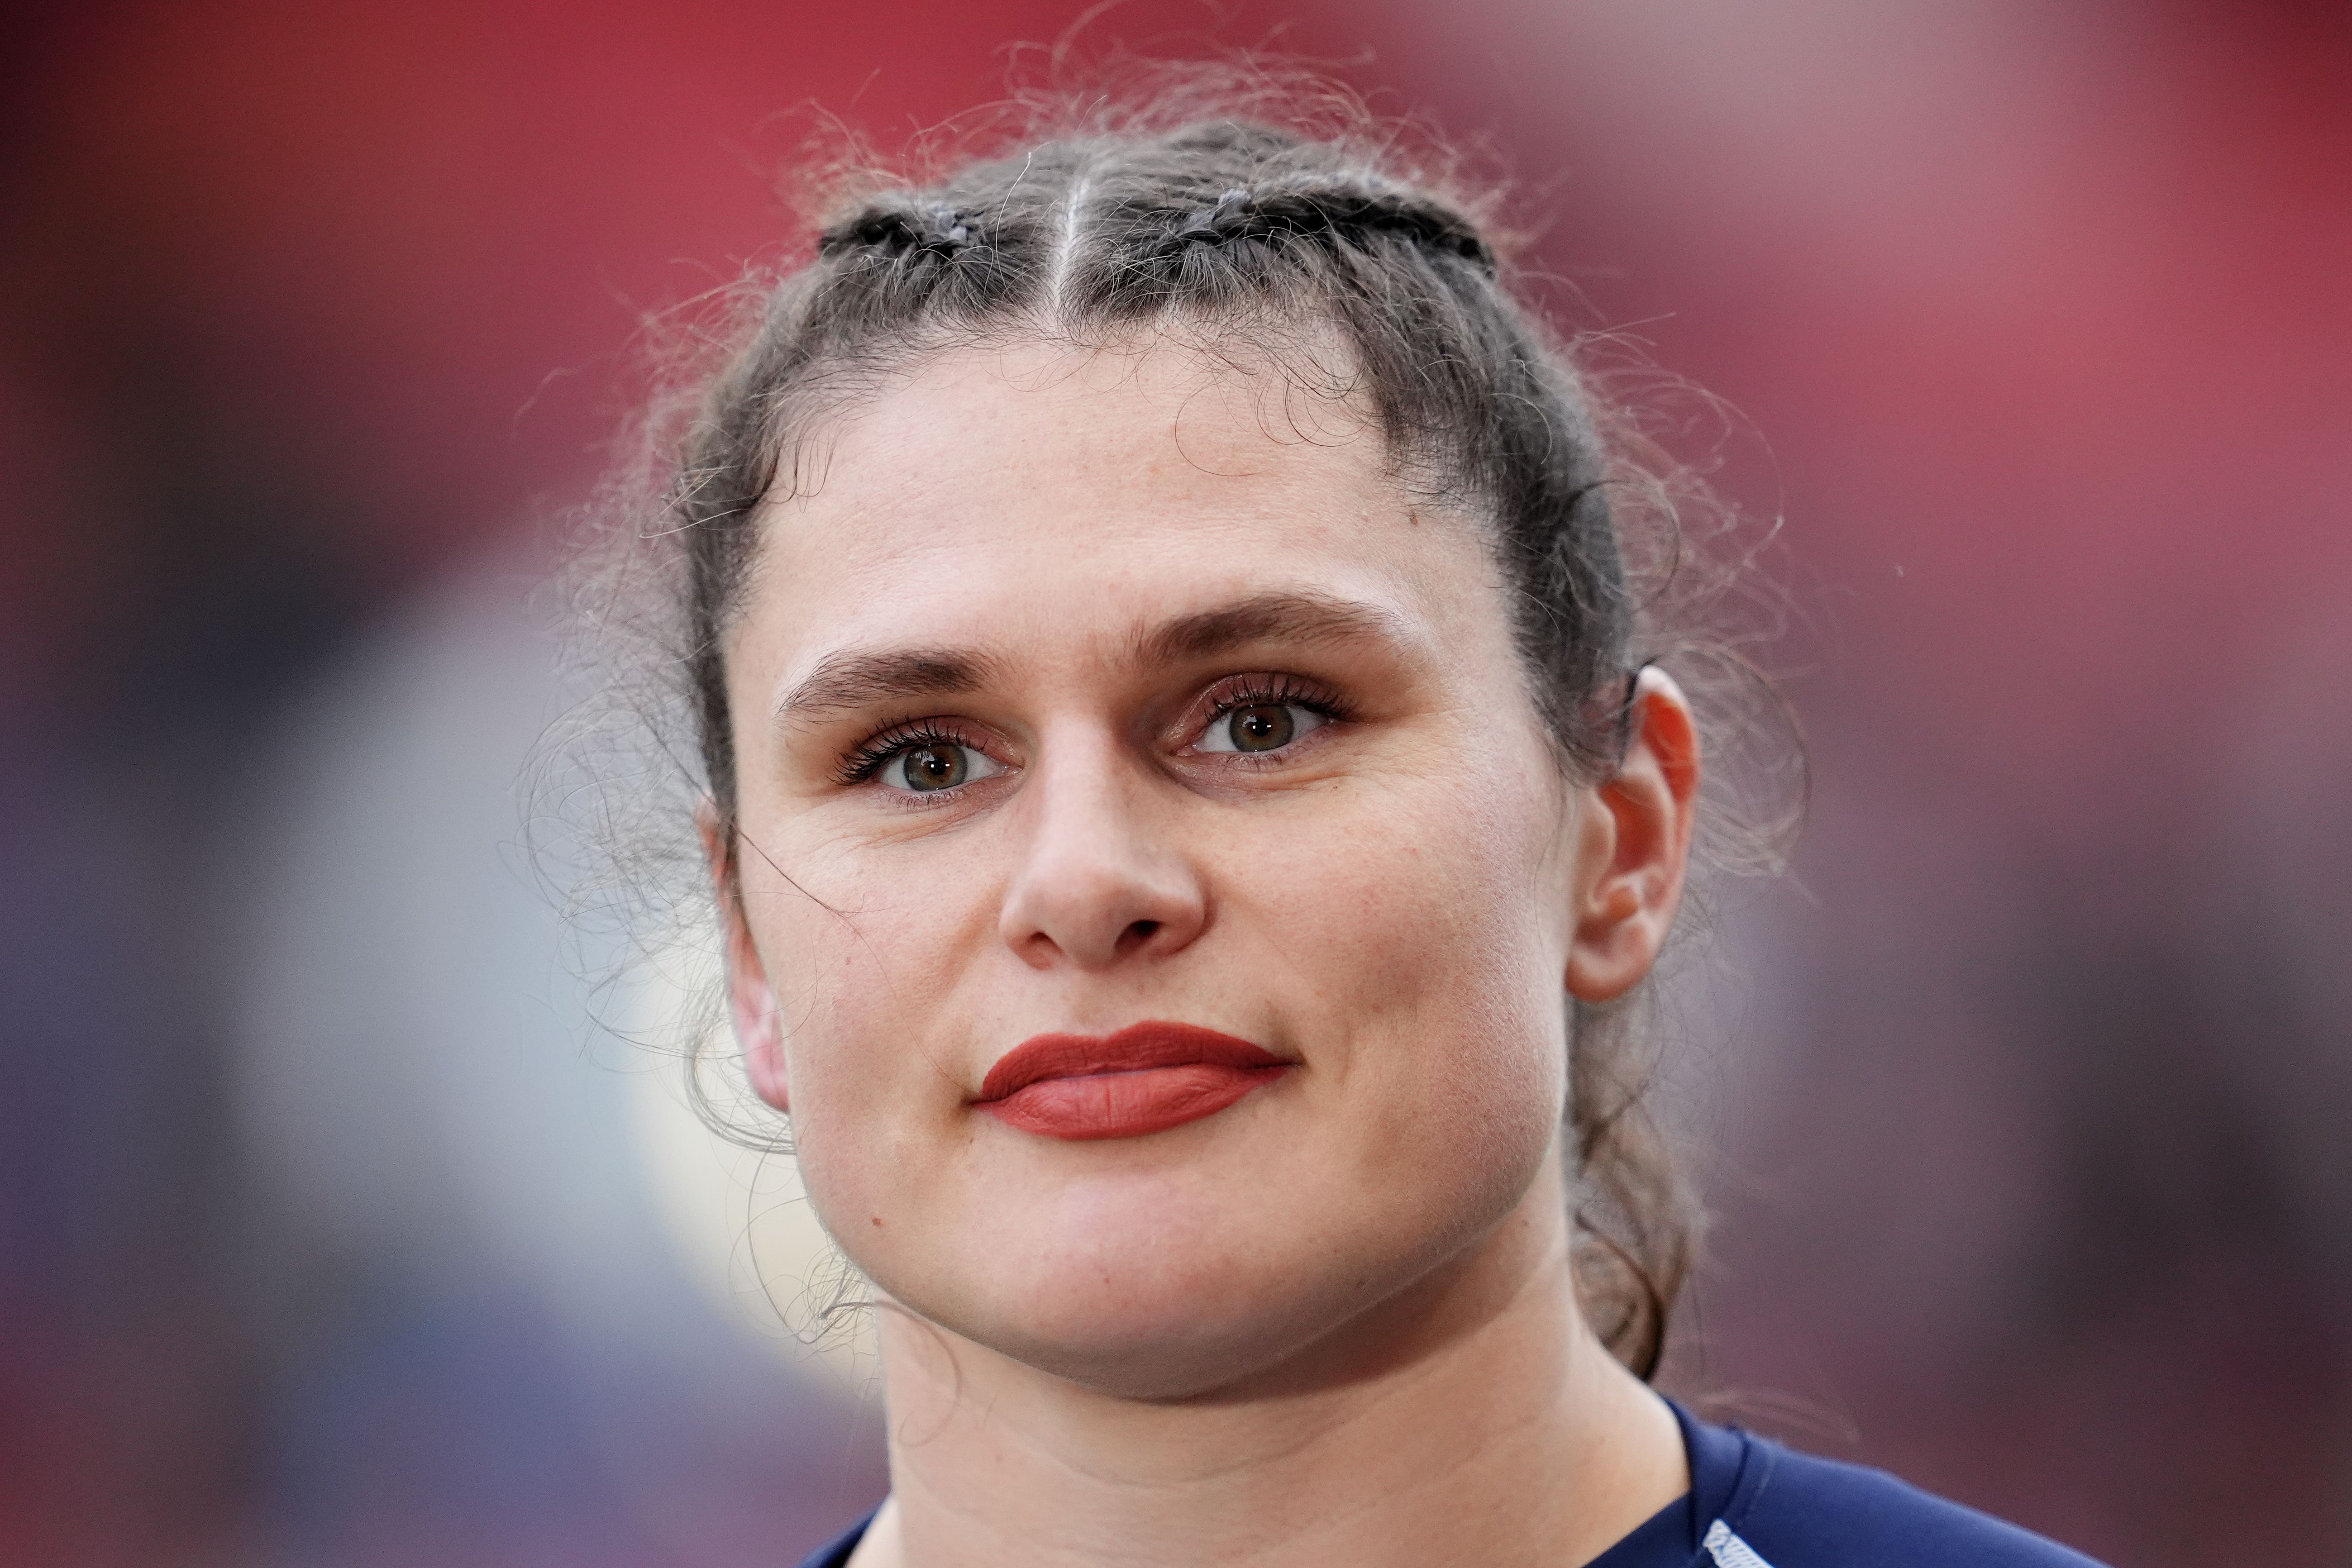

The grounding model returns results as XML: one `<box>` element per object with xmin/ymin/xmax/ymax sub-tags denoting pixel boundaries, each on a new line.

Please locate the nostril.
<box><xmin>1121</xmin><ymin>919</ymin><xmax>1161</xmax><ymax>950</ymax></box>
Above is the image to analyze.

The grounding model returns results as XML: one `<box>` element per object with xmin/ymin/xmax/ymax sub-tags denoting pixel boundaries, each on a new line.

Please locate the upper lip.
<box><xmin>977</xmin><ymin>1020</ymin><xmax>1286</xmax><ymax>1101</ymax></box>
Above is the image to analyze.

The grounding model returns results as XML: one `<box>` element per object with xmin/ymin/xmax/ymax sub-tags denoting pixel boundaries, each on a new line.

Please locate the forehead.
<box><xmin>744</xmin><ymin>338</ymin><xmax>1501</xmax><ymax>677</ymax></box>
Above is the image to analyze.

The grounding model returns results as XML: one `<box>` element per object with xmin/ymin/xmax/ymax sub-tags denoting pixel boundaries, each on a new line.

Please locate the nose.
<box><xmin>998</xmin><ymin>734</ymin><xmax>1208</xmax><ymax>972</ymax></box>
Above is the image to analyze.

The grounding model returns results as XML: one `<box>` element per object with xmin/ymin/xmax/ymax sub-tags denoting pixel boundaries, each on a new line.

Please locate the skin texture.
<box><xmin>706</xmin><ymin>337</ymin><xmax>1702</xmax><ymax>1567</ymax></box>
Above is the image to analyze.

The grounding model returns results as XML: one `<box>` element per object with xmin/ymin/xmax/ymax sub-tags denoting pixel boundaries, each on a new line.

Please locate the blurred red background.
<box><xmin>2</xmin><ymin>2</ymin><xmax>2347</xmax><ymax>1564</ymax></box>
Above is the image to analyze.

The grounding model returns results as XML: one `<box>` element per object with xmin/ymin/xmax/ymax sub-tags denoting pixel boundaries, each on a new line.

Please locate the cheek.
<box><xmin>1228</xmin><ymin>760</ymin><xmax>1574</xmax><ymax>1170</ymax></box>
<box><xmin>730</xmin><ymin>826</ymin><xmax>1004</xmax><ymax>1229</ymax></box>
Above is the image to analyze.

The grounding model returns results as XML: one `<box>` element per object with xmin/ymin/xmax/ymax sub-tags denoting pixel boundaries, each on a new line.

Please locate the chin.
<box><xmin>962</xmin><ymin>1255</ymin><xmax>1366</xmax><ymax>1403</ymax></box>
<box><xmin>829</xmin><ymin>1080</ymin><xmax>1565</xmax><ymax>1401</ymax></box>
<box><xmin>887</xmin><ymin>1176</ymin><xmax>1476</xmax><ymax>1402</ymax></box>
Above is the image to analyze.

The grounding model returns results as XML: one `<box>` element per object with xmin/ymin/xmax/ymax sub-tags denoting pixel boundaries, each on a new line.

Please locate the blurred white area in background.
<box><xmin>620</xmin><ymin>934</ymin><xmax>882</xmax><ymax>1391</ymax></box>
<box><xmin>227</xmin><ymin>544</ymin><xmax>880</xmax><ymax>1551</ymax></box>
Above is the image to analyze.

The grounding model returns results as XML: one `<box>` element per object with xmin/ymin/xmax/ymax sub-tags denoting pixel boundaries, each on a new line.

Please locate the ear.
<box><xmin>1565</xmin><ymin>667</ymin><xmax>1702</xmax><ymax>1002</ymax></box>
<box><xmin>698</xmin><ymin>799</ymin><xmax>789</xmax><ymax>1114</ymax></box>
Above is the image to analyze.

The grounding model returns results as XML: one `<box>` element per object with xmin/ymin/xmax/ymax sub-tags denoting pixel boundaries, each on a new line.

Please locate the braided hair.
<box><xmin>660</xmin><ymin>116</ymin><xmax>1703</xmax><ymax>1379</ymax></box>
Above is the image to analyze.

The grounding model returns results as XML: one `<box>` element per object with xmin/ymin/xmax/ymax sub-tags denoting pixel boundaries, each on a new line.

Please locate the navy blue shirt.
<box><xmin>791</xmin><ymin>1400</ymin><xmax>2105</xmax><ymax>1567</ymax></box>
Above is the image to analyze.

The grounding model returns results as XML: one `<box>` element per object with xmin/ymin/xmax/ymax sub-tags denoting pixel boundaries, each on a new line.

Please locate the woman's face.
<box><xmin>717</xmin><ymin>339</ymin><xmax>1601</xmax><ymax>1399</ymax></box>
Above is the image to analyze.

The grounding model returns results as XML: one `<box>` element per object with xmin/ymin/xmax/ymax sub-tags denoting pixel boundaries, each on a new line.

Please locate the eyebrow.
<box><xmin>773</xmin><ymin>589</ymin><xmax>1415</xmax><ymax>730</ymax></box>
<box><xmin>773</xmin><ymin>648</ymin><xmax>1000</xmax><ymax>730</ymax></box>
<box><xmin>1137</xmin><ymin>590</ymin><xmax>1416</xmax><ymax>667</ymax></box>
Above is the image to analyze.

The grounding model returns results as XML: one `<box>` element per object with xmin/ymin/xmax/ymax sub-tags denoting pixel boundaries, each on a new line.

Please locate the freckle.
<box><xmin>871</xmin><ymin>1216</ymin><xmax>883</xmax><ymax>1228</ymax></box>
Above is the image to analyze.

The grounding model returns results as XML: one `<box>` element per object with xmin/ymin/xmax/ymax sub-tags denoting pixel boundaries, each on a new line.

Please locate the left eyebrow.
<box><xmin>1137</xmin><ymin>590</ymin><xmax>1417</xmax><ymax>666</ymax></box>
<box><xmin>773</xmin><ymin>648</ymin><xmax>1001</xmax><ymax>731</ymax></box>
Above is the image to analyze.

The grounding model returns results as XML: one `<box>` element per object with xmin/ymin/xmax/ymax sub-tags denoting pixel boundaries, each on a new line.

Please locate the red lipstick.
<box><xmin>976</xmin><ymin>1021</ymin><xmax>1289</xmax><ymax>1141</ymax></box>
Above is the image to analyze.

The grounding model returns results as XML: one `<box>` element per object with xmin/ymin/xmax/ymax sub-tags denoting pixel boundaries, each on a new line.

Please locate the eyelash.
<box><xmin>1198</xmin><ymin>674</ymin><xmax>1350</xmax><ymax>739</ymax></box>
<box><xmin>834</xmin><ymin>720</ymin><xmax>986</xmax><ymax>787</ymax></box>
<box><xmin>830</xmin><ymin>675</ymin><xmax>1350</xmax><ymax>789</ymax></box>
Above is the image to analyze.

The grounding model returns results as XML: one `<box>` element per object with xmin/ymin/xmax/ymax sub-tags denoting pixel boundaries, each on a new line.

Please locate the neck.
<box><xmin>844</xmin><ymin>1156</ymin><xmax>1689</xmax><ymax>1568</ymax></box>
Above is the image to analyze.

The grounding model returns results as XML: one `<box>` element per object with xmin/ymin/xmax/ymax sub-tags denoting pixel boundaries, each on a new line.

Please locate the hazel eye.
<box><xmin>880</xmin><ymin>741</ymin><xmax>1003</xmax><ymax>793</ymax></box>
<box><xmin>1197</xmin><ymin>703</ymin><xmax>1327</xmax><ymax>755</ymax></box>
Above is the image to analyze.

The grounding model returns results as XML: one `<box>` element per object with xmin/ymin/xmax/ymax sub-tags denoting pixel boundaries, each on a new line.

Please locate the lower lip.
<box><xmin>977</xmin><ymin>1025</ymin><xmax>1290</xmax><ymax>1142</ymax></box>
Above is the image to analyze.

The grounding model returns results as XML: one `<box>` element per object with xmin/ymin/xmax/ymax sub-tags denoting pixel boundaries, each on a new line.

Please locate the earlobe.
<box><xmin>1563</xmin><ymin>668</ymin><xmax>1702</xmax><ymax>1003</ymax></box>
<box><xmin>699</xmin><ymin>801</ymin><xmax>790</xmax><ymax>1115</ymax></box>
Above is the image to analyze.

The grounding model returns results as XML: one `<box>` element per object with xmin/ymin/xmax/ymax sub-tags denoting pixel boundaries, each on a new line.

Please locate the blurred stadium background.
<box><xmin>2</xmin><ymin>2</ymin><xmax>2347</xmax><ymax>1563</ymax></box>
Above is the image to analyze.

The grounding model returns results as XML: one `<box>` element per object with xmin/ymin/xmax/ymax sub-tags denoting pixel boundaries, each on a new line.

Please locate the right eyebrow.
<box><xmin>772</xmin><ymin>648</ymin><xmax>1000</xmax><ymax>731</ymax></box>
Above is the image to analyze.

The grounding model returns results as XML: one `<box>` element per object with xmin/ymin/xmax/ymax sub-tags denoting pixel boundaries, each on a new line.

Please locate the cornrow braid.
<box><xmin>817</xmin><ymin>202</ymin><xmax>979</xmax><ymax>258</ymax></box>
<box><xmin>1158</xmin><ymin>181</ymin><xmax>1494</xmax><ymax>271</ymax></box>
